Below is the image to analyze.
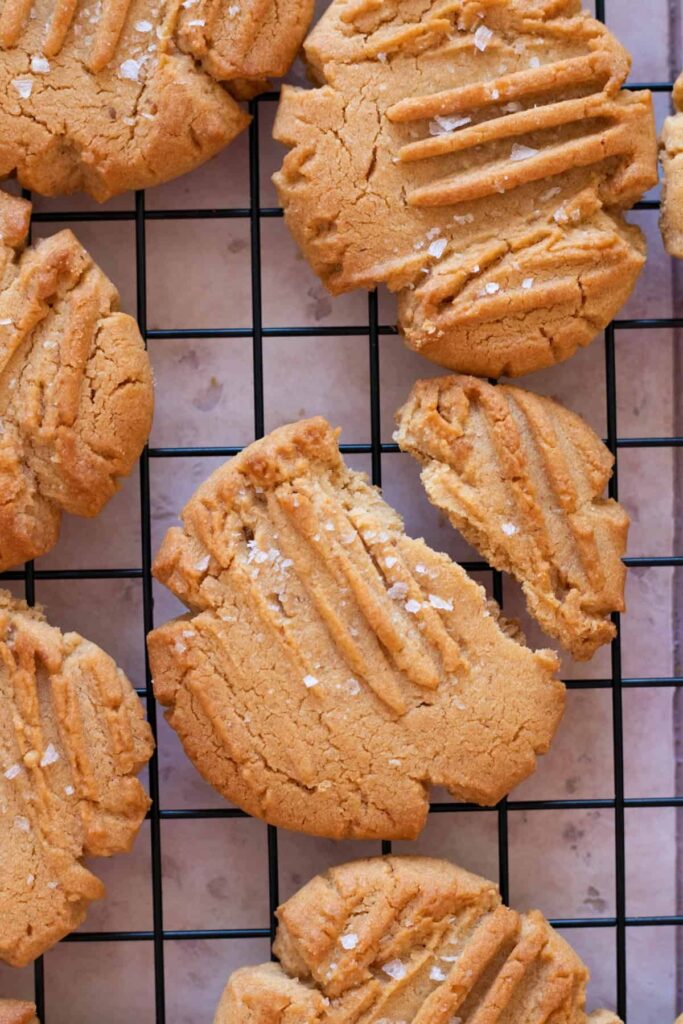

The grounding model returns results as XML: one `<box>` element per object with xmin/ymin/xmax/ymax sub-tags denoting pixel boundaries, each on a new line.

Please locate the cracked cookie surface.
<box><xmin>396</xmin><ymin>375</ymin><xmax>628</xmax><ymax>660</ymax></box>
<box><xmin>274</xmin><ymin>0</ymin><xmax>657</xmax><ymax>378</ymax></box>
<box><xmin>0</xmin><ymin>1002</ymin><xmax>39</xmax><ymax>1024</ymax></box>
<box><xmin>148</xmin><ymin>417</ymin><xmax>563</xmax><ymax>840</ymax></box>
<box><xmin>0</xmin><ymin>0</ymin><xmax>313</xmax><ymax>199</ymax></box>
<box><xmin>0</xmin><ymin>190</ymin><xmax>153</xmax><ymax>572</ymax></box>
<box><xmin>214</xmin><ymin>855</ymin><xmax>623</xmax><ymax>1024</ymax></box>
<box><xmin>0</xmin><ymin>590</ymin><xmax>154</xmax><ymax>967</ymax></box>
<box><xmin>660</xmin><ymin>71</ymin><xmax>683</xmax><ymax>257</ymax></box>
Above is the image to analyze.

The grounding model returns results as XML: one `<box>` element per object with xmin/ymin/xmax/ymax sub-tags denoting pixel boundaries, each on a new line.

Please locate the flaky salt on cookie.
<box><xmin>396</xmin><ymin>375</ymin><xmax>628</xmax><ymax>660</ymax></box>
<box><xmin>0</xmin><ymin>591</ymin><xmax>154</xmax><ymax>967</ymax></box>
<box><xmin>148</xmin><ymin>417</ymin><xmax>563</xmax><ymax>840</ymax></box>
<box><xmin>214</xmin><ymin>855</ymin><xmax>623</xmax><ymax>1024</ymax></box>
<box><xmin>274</xmin><ymin>0</ymin><xmax>656</xmax><ymax>378</ymax></box>
<box><xmin>0</xmin><ymin>191</ymin><xmax>153</xmax><ymax>572</ymax></box>
<box><xmin>0</xmin><ymin>1002</ymin><xmax>39</xmax><ymax>1024</ymax></box>
<box><xmin>0</xmin><ymin>0</ymin><xmax>313</xmax><ymax>200</ymax></box>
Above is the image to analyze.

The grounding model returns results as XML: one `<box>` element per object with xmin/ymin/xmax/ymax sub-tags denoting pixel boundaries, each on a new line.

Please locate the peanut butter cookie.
<box><xmin>396</xmin><ymin>375</ymin><xmax>628</xmax><ymax>660</ymax></box>
<box><xmin>274</xmin><ymin>0</ymin><xmax>657</xmax><ymax>378</ymax></box>
<box><xmin>214</xmin><ymin>855</ymin><xmax>623</xmax><ymax>1024</ymax></box>
<box><xmin>660</xmin><ymin>72</ymin><xmax>683</xmax><ymax>257</ymax></box>
<box><xmin>0</xmin><ymin>190</ymin><xmax>153</xmax><ymax>572</ymax></box>
<box><xmin>0</xmin><ymin>590</ymin><xmax>154</xmax><ymax>967</ymax></box>
<box><xmin>0</xmin><ymin>0</ymin><xmax>313</xmax><ymax>200</ymax></box>
<box><xmin>0</xmin><ymin>1003</ymin><xmax>38</xmax><ymax>1024</ymax></box>
<box><xmin>148</xmin><ymin>418</ymin><xmax>563</xmax><ymax>840</ymax></box>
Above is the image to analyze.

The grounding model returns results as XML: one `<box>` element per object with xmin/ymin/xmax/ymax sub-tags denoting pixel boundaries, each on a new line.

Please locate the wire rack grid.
<box><xmin>1</xmin><ymin>0</ymin><xmax>682</xmax><ymax>1020</ymax></box>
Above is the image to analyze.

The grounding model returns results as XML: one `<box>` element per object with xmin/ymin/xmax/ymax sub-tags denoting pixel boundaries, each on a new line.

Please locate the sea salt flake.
<box><xmin>43</xmin><ymin>339</ymin><xmax>57</xmax><ymax>349</ymax></box>
<box><xmin>453</xmin><ymin>212</ymin><xmax>474</xmax><ymax>225</ymax></box>
<box><xmin>341</xmin><ymin>933</ymin><xmax>358</xmax><ymax>950</ymax></box>
<box><xmin>64</xmin><ymin>785</ymin><xmax>75</xmax><ymax>796</ymax></box>
<box><xmin>135</xmin><ymin>19</ymin><xmax>152</xmax><ymax>31</ymax></box>
<box><xmin>377</xmin><ymin>51</ymin><xmax>387</xmax><ymax>62</ymax></box>
<box><xmin>388</xmin><ymin>582</ymin><xmax>408</xmax><ymax>600</ymax></box>
<box><xmin>405</xmin><ymin>599</ymin><xmax>421</xmax><ymax>614</ymax></box>
<box><xmin>430</xmin><ymin>966</ymin><xmax>447</xmax><ymax>982</ymax></box>
<box><xmin>385</xmin><ymin>556</ymin><xmax>398</xmax><ymax>568</ymax></box>
<box><xmin>415</xmin><ymin>563</ymin><xmax>427</xmax><ymax>574</ymax></box>
<box><xmin>490</xmin><ymin>87</ymin><xmax>499</xmax><ymax>99</ymax></box>
<box><xmin>123</xmin><ymin>115</ymin><xmax>135</xmax><ymax>126</ymax></box>
<box><xmin>40</xmin><ymin>743</ymin><xmax>59</xmax><ymax>767</ymax></box>
<box><xmin>529</xmin><ymin>56</ymin><xmax>541</xmax><ymax>67</ymax></box>
<box><xmin>228</xmin><ymin>3</ymin><xmax>240</xmax><ymax>13</ymax></box>
<box><xmin>4</xmin><ymin>764</ymin><xmax>21</xmax><ymax>780</ymax></box>
<box><xmin>441</xmin><ymin>954</ymin><xmax>459</xmax><ymax>962</ymax></box>
<box><xmin>485</xmin><ymin>282</ymin><xmax>500</xmax><ymax>295</ymax></box>
<box><xmin>522</xmin><ymin>277</ymin><xmax>534</xmax><ymax>289</ymax></box>
<box><xmin>473</xmin><ymin>24</ymin><xmax>493</xmax><ymax>51</ymax></box>
<box><xmin>31</xmin><ymin>56</ymin><xmax>50</xmax><ymax>73</ymax></box>
<box><xmin>510</xmin><ymin>143</ymin><xmax>538</xmax><ymax>161</ymax></box>
<box><xmin>429</xmin><ymin>114</ymin><xmax>471</xmax><ymax>136</ymax></box>
<box><xmin>14</xmin><ymin>815</ymin><xmax>30</xmax><ymax>832</ymax></box>
<box><xmin>303</xmin><ymin>674</ymin><xmax>319</xmax><ymax>688</ymax></box>
<box><xmin>195</xmin><ymin>554</ymin><xmax>210</xmax><ymax>571</ymax></box>
<box><xmin>0</xmin><ymin>318</ymin><xmax>12</xmax><ymax>326</ymax></box>
<box><xmin>425</xmin><ymin>226</ymin><xmax>440</xmax><ymax>240</ymax></box>
<box><xmin>12</xmin><ymin>78</ymin><xmax>33</xmax><ymax>99</ymax></box>
<box><xmin>382</xmin><ymin>959</ymin><xmax>406</xmax><ymax>980</ymax></box>
<box><xmin>119</xmin><ymin>58</ymin><xmax>142</xmax><ymax>81</ymax></box>
<box><xmin>346</xmin><ymin>678</ymin><xmax>361</xmax><ymax>695</ymax></box>
<box><xmin>429</xmin><ymin>594</ymin><xmax>453</xmax><ymax>611</ymax></box>
<box><xmin>501</xmin><ymin>522</ymin><xmax>517</xmax><ymax>535</ymax></box>
<box><xmin>542</xmin><ymin>186</ymin><xmax>561</xmax><ymax>201</ymax></box>
<box><xmin>47</xmin><ymin>880</ymin><xmax>59</xmax><ymax>889</ymax></box>
<box><xmin>388</xmin><ymin>758</ymin><xmax>401</xmax><ymax>766</ymax></box>
<box><xmin>428</xmin><ymin>238</ymin><xmax>447</xmax><ymax>259</ymax></box>
<box><xmin>504</xmin><ymin>101</ymin><xmax>523</xmax><ymax>113</ymax></box>
<box><xmin>188</xmin><ymin>18</ymin><xmax>205</xmax><ymax>24</ymax></box>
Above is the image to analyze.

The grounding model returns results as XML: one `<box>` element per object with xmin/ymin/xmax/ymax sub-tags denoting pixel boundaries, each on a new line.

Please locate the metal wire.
<box><xmin>1</xmin><ymin>4</ymin><xmax>680</xmax><ymax>1018</ymax></box>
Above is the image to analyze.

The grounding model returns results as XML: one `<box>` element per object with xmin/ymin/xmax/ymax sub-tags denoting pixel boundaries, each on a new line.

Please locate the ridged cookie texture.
<box><xmin>660</xmin><ymin>72</ymin><xmax>683</xmax><ymax>257</ymax></box>
<box><xmin>396</xmin><ymin>376</ymin><xmax>628</xmax><ymax>660</ymax></box>
<box><xmin>0</xmin><ymin>590</ymin><xmax>154</xmax><ymax>967</ymax></box>
<box><xmin>0</xmin><ymin>190</ymin><xmax>153</xmax><ymax>572</ymax></box>
<box><xmin>214</xmin><ymin>856</ymin><xmax>623</xmax><ymax>1024</ymax></box>
<box><xmin>0</xmin><ymin>1003</ymin><xmax>39</xmax><ymax>1024</ymax></box>
<box><xmin>148</xmin><ymin>418</ymin><xmax>563</xmax><ymax>840</ymax></box>
<box><xmin>274</xmin><ymin>0</ymin><xmax>657</xmax><ymax>379</ymax></box>
<box><xmin>0</xmin><ymin>0</ymin><xmax>313</xmax><ymax>199</ymax></box>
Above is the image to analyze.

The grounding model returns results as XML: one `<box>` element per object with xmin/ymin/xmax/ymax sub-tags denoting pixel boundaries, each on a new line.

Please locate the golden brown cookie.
<box><xmin>0</xmin><ymin>1002</ymin><xmax>38</xmax><ymax>1024</ymax></box>
<box><xmin>274</xmin><ymin>0</ymin><xmax>657</xmax><ymax>379</ymax></box>
<box><xmin>0</xmin><ymin>590</ymin><xmax>154</xmax><ymax>967</ymax></box>
<box><xmin>396</xmin><ymin>375</ymin><xmax>629</xmax><ymax>660</ymax></box>
<box><xmin>660</xmin><ymin>72</ymin><xmax>683</xmax><ymax>257</ymax></box>
<box><xmin>0</xmin><ymin>0</ymin><xmax>313</xmax><ymax>200</ymax></box>
<box><xmin>214</xmin><ymin>855</ymin><xmax>623</xmax><ymax>1024</ymax></box>
<box><xmin>148</xmin><ymin>418</ymin><xmax>563</xmax><ymax>840</ymax></box>
<box><xmin>0</xmin><ymin>190</ymin><xmax>153</xmax><ymax>572</ymax></box>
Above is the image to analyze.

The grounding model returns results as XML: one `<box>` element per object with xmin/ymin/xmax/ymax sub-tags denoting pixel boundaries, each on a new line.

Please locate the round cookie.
<box><xmin>214</xmin><ymin>855</ymin><xmax>623</xmax><ymax>1024</ymax></box>
<box><xmin>396</xmin><ymin>375</ymin><xmax>629</xmax><ymax>660</ymax></box>
<box><xmin>0</xmin><ymin>190</ymin><xmax>153</xmax><ymax>572</ymax></box>
<box><xmin>274</xmin><ymin>0</ymin><xmax>657</xmax><ymax>378</ymax></box>
<box><xmin>0</xmin><ymin>590</ymin><xmax>154</xmax><ymax>967</ymax></box>
<box><xmin>0</xmin><ymin>1003</ymin><xmax>38</xmax><ymax>1024</ymax></box>
<box><xmin>0</xmin><ymin>0</ymin><xmax>313</xmax><ymax>200</ymax></box>
<box><xmin>148</xmin><ymin>417</ymin><xmax>563</xmax><ymax>840</ymax></box>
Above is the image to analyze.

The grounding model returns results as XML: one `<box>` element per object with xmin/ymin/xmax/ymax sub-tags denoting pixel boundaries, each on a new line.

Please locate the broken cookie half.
<box><xmin>0</xmin><ymin>1002</ymin><xmax>39</xmax><ymax>1024</ymax></box>
<box><xmin>214</xmin><ymin>855</ymin><xmax>623</xmax><ymax>1024</ymax></box>
<box><xmin>0</xmin><ymin>0</ymin><xmax>313</xmax><ymax>199</ymax></box>
<box><xmin>0</xmin><ymin>190</ymin><xmax>153</xmax><ymax>571</ymax></box>
<box><xmin>274</xmin><ymin>0</ymin><xmax>656</xmax><ymax>378</ymax></box>
<box><xmin>148</xmin><ymin>418</ymin><xmax>563</xmax><ymax>840</ymax></box>
<box><xmin>396</xmin><ymin>375</ymin><xmax>628</xmax><ymax>660</ymax></box>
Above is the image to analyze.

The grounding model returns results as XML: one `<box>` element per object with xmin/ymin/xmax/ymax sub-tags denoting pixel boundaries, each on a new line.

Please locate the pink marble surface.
<box><xmin>0</xmin><ymin>1</ymin><xmax>681</xmax><ymax>1022</ymax></box>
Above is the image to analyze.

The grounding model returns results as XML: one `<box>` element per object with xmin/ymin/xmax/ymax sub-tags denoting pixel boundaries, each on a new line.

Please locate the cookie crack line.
<box><xmin>0</xmin><ymin>0</ymin><xmax>314</xmax><ymax>199</ymax></box>
<box><xmin>0</xmin><ymin>188</ymin><xmax>154</xmax><ymax>571</ymax></box>
<box><xmin>148</xmin><ymin>417</ymin><xmax>564</xmax><ymax>841</ymax></box>
<box><xmin>212</xmin><ymin>855</ymin><xmax>625</xmax><ymax>1024</ymax></box>
<box><xmin>273</xmin><ymin>0</ymin><xmax>657</xmax><ymax>378</ymax></box>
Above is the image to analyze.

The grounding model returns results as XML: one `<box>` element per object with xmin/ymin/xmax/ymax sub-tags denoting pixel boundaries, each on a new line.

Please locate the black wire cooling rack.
<box><xmin>1</xmin><ymin>0</ymin><xmax>682</xmax><ymax>1020</ymax></box>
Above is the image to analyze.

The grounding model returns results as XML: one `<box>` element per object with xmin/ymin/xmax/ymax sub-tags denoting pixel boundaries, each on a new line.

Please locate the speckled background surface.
<box><xmin>0</xmin><ymin>1</ymin><xmax>681</xmax><ymax>1022</ymax></box>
